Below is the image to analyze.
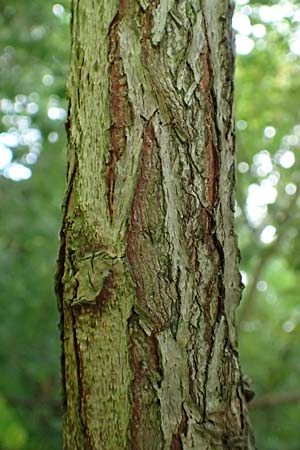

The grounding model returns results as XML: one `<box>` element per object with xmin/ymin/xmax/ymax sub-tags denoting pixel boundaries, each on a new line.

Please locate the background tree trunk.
<box><xmin>56</xmin><ymin>0</ymin><xmax>255</xmax><ymax>448</ymax></box>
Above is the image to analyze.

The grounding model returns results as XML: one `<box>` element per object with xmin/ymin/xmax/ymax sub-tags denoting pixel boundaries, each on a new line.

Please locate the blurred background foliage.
<box><xmin>0</xmin><ymin>0</ymin><xmax>68</xmax><ymax>448</ymax></box>
<box><xmin>0</xmin><ymin>0</ymin><xmax>299</xmax><ymax>449</ymax></box>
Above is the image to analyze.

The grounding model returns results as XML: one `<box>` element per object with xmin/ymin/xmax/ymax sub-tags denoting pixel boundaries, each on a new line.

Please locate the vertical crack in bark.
<box><xmin>55</xmin><ymin>153</ymin><xmax>78</xmax><ymax>412</ymax></box>
<box><xmin>202</xmin><ymin>319</ymin><xmax>216</xmax><ymax>423</ymax></box>
<box><xmin>126</xmin><ymin>111</ymin><xmax>165</xmax><ymax>449</ymax></box>
<box><xmin>108</xmin><ymin>1</ymin><xmax>132</xmax><ymax>220</ymax></box>
<box><xmin>128</xmin><ymin>310</ymin><xmax>163</xmax><ymax>449</ymax></box>
<box><xmin>71</xmin><ymin>310</ymin><xmax>93</xmax><ymax>450</ymax></box>
<box><xmin>171</xmin><ymin>404</ymin><xmax>188</xmax><ymax>450</ymax></box>
<box><xmin>142</xmin><ymin>0</ymin><xmax>158</xmax><ymax>53</ymax></box>
<box><xmin>198</xmin><ymin>15</ymin><xmax>234</xmax><ymax>431</ymax></box>
<box><xmin>236</xmin><ymin>379</ymin><xmax>246</xmax><ymax>432</ymax></box>
<box><xmin>200</xmin><ymin>14</ymin><xmax>220</xmax><ymax>210</ymax></box>
<box><xmin>127</xmin><ymin>118</ymin><xmax>166</xmax><ymax>327</ymax></box>
<box><xmin>56</xmin><ymin>153</ymin><xmax>78</xmax><ymax>303</ymax></box>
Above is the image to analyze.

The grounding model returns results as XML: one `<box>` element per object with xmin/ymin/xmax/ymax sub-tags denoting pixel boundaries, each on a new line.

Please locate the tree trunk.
<box><xmin>56</xmin><ymin>0</ymin><xmax>255</xmax><ymax>448</ymax></box>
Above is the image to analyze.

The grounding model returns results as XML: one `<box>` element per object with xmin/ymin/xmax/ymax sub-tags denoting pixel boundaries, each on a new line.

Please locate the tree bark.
<box><xmin>56</xmin><ymin>0</ymin><xmax>255</xmax><ymax>448</ymax></box>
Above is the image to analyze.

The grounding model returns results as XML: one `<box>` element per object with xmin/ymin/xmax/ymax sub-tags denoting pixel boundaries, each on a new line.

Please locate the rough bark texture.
<box><xmin>56</xmin><ymin>0</ymin><xmax>255</xmax><ymax>449</ymax></box>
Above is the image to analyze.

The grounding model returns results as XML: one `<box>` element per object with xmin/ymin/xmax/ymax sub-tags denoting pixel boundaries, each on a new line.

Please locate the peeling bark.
<box><xmin>56</xmin><ymin>0</ymin><xmax>255</xmax><ymax>449</ymax></box>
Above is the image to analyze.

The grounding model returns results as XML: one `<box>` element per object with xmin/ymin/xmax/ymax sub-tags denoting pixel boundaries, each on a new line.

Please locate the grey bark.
<box><xmin>56</xmin><ymin>0</ymin><xmax>255</xmax><ymax>449</ymax></box>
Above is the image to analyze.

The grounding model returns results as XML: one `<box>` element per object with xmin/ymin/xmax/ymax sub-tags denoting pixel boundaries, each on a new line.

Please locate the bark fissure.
<box><xmin>200</xmin><ymin>11</ymin><xmax>221</xmax><ymax>209</ymax></box>
<box><xmin>107</xmin><ymin>3</ymin><xmax>133</xmax><ymax>221</ymax></box>
<box><xmin>171</xmin><ymin>405</ymin><xmax>188</xmax><ymax>450</ymax></box>
<box><xmin>128</xmin><ymin>310</ymin><xmax>164</xmax><ymax>449</ymax></box>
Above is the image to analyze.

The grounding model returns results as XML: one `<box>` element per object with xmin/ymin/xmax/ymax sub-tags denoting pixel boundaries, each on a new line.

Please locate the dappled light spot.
<box><xmin>294</xmin><ymin>124</ymin><xmax>300</xmax><ymax>134</ymax></box>
<box><xmin>15</xmin><ymin>94</ymin><xmax>27</xmax><ymax>104</ymax></box>
<box><xmin>42</xmin><ymin>74</ymin><xmax>54</xmax><ymax>86</ymax></box>
<box><xmin>256</xmin><ymin>280</ymin><xmax>268</xmax><ymax>292</ymax></box>
<box><xmin>260</xmin><ymin>225</ymin><xmax>277</xmax><ymax>244</ymax></box>
<box><xmin>233</xmin><ymin>12</ymin><xmax>252</xmax><ymax>36</ymax></box>
<box><xmin>283</xmin><ymin>134</ymin><xmax>299</xmax><ymax>146</ymax></box>
<box><xmin>14</xmin><ymin>101</ymin><xmax>26</xmax><ymax>114</ymax></box>
<box><xmin>0</xmin><ymin>132</ymin><xmax>19</xmax><ymax>148</ymax></box>
<box><xmin>268</xmin><ymin>171</ymin><xmax>280</xmax><ymax>186</ymax></box>
<box><xmin>3</xmin><ymin>163</ymin><xmax>31</xmax><ymax>181</ymax></box>
<box><xmin>31</xmin><ymin>26</ymin><xmax>46</xmax><ymax>40</ymax></box>
<box><xmin>264</xmin><ymin>126</ymin><xmax>276</xmax><ymax>139</ymax></box>
<box><xmin>0</xmin><ymin>95</ymin><xmax>43</xmax><ymax>177</ymax></box>
<box><xmin>276</xmin><ymin>21</ymin><xmax>290</xmax><ymax>37</ymax></box>
<box><xmin>277</xmin><ymin>149</ymin><xmax>295</xmax><ymax>168</ymax></box>
<box><xmin>25</xmin><ymin>152</ymin><xmax>38</xmax><ymax>164</ymax></box>
<box><xmin>21</xmin><ymin>128</ymin><xmax>41</xmax><ymax>146</ymax></box>
<box><xmin>246</xmin><ymin>185</ymin><xmax>268</xmax><ymax>226</ymax></box>
<box><xmin>26</xmin><ymin>102</ymin><xmax>39</xmax><ymax>115</ymax></box>
<box><xmin>285</xmin><ymin>183</ymin><xmax>297</xmax><ymax>195</ymax></box>
<box><xmin>252</xmin><ymin>24</ymin><xmax>266</xmax><ymax>39</ymax></box>
<box><xmin>48</xmin><ymin>131</ymin><xmax>59</xmax><ymax>143</ymax></box>
<box><xmin>253</xmin><ymin>150</ymin><xmax>273</xmax><ymax>177</ymax></box>
<box><xmin>289</xmin><ymin>36</ymin><xmax>300</xmax><ymax>56</ymax></box>
<box><xmin>246</xmin><ymin>205</ymin><xmax>267</xmax><ymax>227</ymax></box>
<box><xmin>235</xmin><ymin>34</ymin><xmax>254</xmax><ymax>55</ymax></box>
<box><xmin>47</xmin><ymin>106</ymin><xmax>66</xmax><ymax>120</ymax></box>
<box><xmin>16</xmin><ymin>115</ymin><xmax>31</xmax><ymax>130</ymax></box>
<box><xmin>0</xmin><ymin>144</ymin><xmax>13</xmax><ymax>169</ymax></box>
<box><xmin>0</xmin><ymin>98</ymin><xmax>14</xmax><ymax>114</ymax></box>
<box><xmin>52</xmin><ymin>4</ymin><xmax>65</xmax><ymax>17</ymax></box>
<box><xmin>238</xmin><ymin>161</ymin><xmax>249</xmax><ymax>173</ymax></box>
<box><xmin>259</xmin><ymin>4</ymin><xmax>293</xmax><ymax>23</ymax></box>
<box><xmin>282</xmin><ymin>320</ymin><xmax>295</xmax><ymax>333</ymax></box>
<box><xmin>294</xmin><ymin>10</ymin><xmax>300</xmax><ymax>22</ymax></box>
<box><xmin>30</xmin><ymin>143</ymin><xmax>41</xmax><ymax>155</ymax></box>
<box><xmin>237</xmin><ymin>119</ymin><xmax>248</xmax><ymax>130</ymax></box>
<box><xmin>247</xmin><ymin>182</ymin><xmax>277</xmax><ymax>226</ymax></box>
<box><xmin>240</xmin><ymin>5</ymin><xmax>252</xmax><ymax>16</ymax></box>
